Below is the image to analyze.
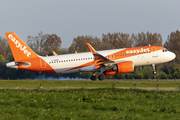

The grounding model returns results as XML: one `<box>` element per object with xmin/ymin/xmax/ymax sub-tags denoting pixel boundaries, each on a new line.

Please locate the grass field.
<box><xmin>0</xmin><ymin>80</ymin><xmax>180</xmax><ymax>89</ymax></box>
<box><xmin>0</xmin><ymin>88</ymin><xmax>180</xmax><ymax>119</ymax></box>
<box><xmin>0</xmin><ymin>80</ymin><xmax>180</xmax><ymax>119</ymax></box>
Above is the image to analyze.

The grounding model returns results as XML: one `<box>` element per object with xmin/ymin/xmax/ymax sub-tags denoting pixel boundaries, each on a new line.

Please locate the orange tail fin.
<box><xmin>5</xmin><ymin>32</ymin><xmax>39</xmax><ymax>61</ymax></box>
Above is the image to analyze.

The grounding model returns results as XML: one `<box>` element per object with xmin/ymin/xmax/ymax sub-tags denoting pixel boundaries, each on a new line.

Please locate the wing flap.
<box><xmin>87</xmin><ymin>43</ymin><xmax>115</xmax><ymax>70</ymax></box>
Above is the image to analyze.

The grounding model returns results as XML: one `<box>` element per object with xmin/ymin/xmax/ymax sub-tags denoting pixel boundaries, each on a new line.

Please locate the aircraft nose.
<box><xmin>170</xmin><ymin>52</ymin><xmax>176</xmax><ymax>60</ymax></box>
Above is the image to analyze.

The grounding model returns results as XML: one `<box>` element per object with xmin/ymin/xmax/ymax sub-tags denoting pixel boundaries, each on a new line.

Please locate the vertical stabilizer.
<box><xmin>5</xmin><ymin>32</ymin><xmax>39</xmax><ymax>61</ymax></box>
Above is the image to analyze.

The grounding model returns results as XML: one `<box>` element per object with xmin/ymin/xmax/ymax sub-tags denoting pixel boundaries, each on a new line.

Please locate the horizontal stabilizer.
<box><xmin>15</xmin><ymin>61</ymin><xmax>31</xmax><ymax>67</ymax></box>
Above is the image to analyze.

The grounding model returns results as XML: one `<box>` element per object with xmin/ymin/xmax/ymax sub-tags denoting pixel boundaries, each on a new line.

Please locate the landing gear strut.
<box><xmin>90</xmin><ymin>74</ymin><xmax>105</xmax><ymax>81</ymax></box>
<box><xmin>152</xmin><ymin>64</ymin><xmax>157</xmax><ymax>75</ymax></box>
<box><xmin>90</xmin><ymin>72</ymin><xmax>97</xmax><ymax>81</ymax></box>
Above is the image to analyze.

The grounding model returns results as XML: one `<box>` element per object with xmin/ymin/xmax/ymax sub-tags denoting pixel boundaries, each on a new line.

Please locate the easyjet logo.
<box><xmin>8</xmin><ymin>34</ymin><xmax>31</xmax><ymax>57</ymax></box>
<box><xmin>126</xmin><ymin>48</ymin><xmax>150</xmax><ymax>54</ymax></box>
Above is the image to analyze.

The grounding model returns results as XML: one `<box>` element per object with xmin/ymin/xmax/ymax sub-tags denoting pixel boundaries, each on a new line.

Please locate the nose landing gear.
<box><xmin>152</xmin><ymin>64</ymin><xmax>157</xmax><ymax>75</ymax></box>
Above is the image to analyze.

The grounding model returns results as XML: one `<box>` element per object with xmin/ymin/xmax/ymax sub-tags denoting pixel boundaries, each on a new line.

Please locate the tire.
<box><xmin>98</xmin><ymin>74</ymin><xmax>105</xmax><ymax>81</ymax></box>
<box><xmin>90</xmin><ymin>76</ymin><xmax>96</xmax><ymax>81</ymax></box>
<box><xmin>153</xmin><ymin>71</ymin><xmax>157</xmax><ymax>75</ymax></box>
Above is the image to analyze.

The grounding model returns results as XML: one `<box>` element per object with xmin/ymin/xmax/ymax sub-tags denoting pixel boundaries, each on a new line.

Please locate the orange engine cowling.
<box><xmin>105</xmin><ymin>61</ymin><xmax>134</xmax><ymax>76</ymax></box>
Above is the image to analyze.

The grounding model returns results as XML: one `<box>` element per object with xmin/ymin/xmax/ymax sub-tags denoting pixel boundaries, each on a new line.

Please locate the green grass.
<box><xmin>0</xmin><ymin>80</ymin><xmax>180</xmax><ymax>88</ymax></box>
<box><xmin>0</xmin><ymin>88</ymin><xmax>180</xmax><ymax>119</ymax></box>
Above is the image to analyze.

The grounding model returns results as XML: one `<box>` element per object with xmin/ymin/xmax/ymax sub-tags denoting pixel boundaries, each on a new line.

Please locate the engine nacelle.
<box><xmin>105</xmin><ymin>61</ymin><xmax>134</xmax><ymax>76</ymax></box>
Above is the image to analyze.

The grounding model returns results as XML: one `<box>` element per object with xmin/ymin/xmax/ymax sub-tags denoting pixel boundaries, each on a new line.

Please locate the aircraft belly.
<box><xmin>51</xmin><ymin>61</ymin><xmax>92</xmax><ymax>74</ymax></box>
<box><xmin>55</xmin><ymin>68</ymin><xmax>79</xmax><ymax>74</ymax></box>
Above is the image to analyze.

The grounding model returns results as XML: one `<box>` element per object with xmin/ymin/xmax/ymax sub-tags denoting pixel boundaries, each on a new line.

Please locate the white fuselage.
<box><xmin>40</xmin><ymin>48</ymin><xmax>175</xmax><ymax>74</ymax></box>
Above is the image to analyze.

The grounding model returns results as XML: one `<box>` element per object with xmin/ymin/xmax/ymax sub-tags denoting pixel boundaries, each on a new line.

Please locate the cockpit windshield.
<box><xmin>162</xmin><ymin>49</ymin><xmax>168</xmax><ymax>52</ymax></box>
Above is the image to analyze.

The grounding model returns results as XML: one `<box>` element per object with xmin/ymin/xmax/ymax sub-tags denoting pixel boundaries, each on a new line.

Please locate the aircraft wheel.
<box><xmin>153</xmin><ymin>71</ymin><xmax>157</xmax><ymax>75</ymax></box>
<box><xmin>90</xmin><ymin>76</ymin><xmax>96</xmax><ymax>81</ymax></box>
<box><xmin>98</xmin><ymin>74</ymin><xmax>105</xmax><ymax>81</ymax></box>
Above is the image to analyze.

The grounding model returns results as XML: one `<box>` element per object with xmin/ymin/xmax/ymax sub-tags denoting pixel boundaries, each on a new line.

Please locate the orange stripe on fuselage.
<box><xmin>106</xmin><ymin>46</ymin><xmax>164</xmax><ymax>60</ymax></box>
<box><xmin>17</xmin><ymin>58</ymin><xmax>56</xmax><ymax>73</ymax></box>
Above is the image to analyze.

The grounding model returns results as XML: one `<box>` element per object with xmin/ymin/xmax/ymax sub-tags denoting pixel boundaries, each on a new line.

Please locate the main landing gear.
<box><xmin>90</xmin><ymin>75</ymin><xmax>96</xmax><ymax>81</ymax></box>
<box><xmin>90</xmin><ymin>73</ymin><xmax>105</xmax><ymax>81</ymax></box>
<box><xmin>98</xmin><ymin>74</ymin><xmax>105</xmax><ymax>81</ymax></box>
<box><xmin>152</xmin><ymin>64</ymin><xmax>157</xmax><ymax>75</ymax></box>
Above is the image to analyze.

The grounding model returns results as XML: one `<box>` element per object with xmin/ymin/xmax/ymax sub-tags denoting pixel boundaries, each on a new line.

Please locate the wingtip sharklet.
<box><xmin>86</xmin><ymin>43</ymin><xmax>96</xmax><ymax>53</ymax></box>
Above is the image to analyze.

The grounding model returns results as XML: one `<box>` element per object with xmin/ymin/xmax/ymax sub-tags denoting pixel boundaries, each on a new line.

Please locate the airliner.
<box><xmin>5</xmin><ymin>32</ymin><xmax>176</xmax><ymax>80</ymax></box>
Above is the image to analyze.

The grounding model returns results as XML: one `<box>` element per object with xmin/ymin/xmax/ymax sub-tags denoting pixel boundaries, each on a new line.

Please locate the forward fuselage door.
<box><xmin>151</xmin><ymin>47</ymin><xmax>158</xmax><ymax>57</ymax></box>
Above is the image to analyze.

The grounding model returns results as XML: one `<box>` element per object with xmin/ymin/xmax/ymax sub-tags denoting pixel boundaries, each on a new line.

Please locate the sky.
<box><xmin>0</xmin><ymin>0</ymin><xmax>180</xmax><ymax>48</ymax></box>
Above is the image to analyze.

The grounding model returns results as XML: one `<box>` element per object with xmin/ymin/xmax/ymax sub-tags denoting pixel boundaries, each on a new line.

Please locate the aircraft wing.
<box><xmin>87</xmin><ymin>43</ymin><xmax>115</xmax><ymax>69</ymax></box>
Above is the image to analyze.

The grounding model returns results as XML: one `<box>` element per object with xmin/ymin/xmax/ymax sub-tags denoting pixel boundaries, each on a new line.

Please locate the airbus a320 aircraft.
<box><xmin>5</xmin><ymin>32</ymin><xmax>176</xmax><ymax>81</ymax></box>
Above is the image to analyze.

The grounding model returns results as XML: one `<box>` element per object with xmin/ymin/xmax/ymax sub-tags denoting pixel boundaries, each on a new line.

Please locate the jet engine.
<box><xmin>105</xmin><ymin>61</ymin><xmax>134</xmax><ymax>76</ymax></box>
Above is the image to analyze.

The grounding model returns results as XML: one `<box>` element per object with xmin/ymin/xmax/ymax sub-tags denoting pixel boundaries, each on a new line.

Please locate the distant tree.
<box><xmin>27</xmin><ymin>32</ymin><xmax>62</xmax><ymax>56</ymax></box>
<box><xmin>0</xmin><ymin>55</ymin><xmax>5</xmax><ymax>61</ymax></box>
<box><xmin>134</xmin><ymin>32</ymin><xmax>162</xmax><ymax>47</ymax></box>
<box><xmin>59</xmin><ymin>48</ymin><xmax>69</xmax><ymax>54</ymax></box>
<box><xmin>27</xmin><ymin>31</ymin><xmax>48</xmax><ymax>55</ymax></box>
<box><xmin>72</xmin><ymin>35</ymin><xmax>102</xmax><ymax>52</ymax></box>
<box><xmin>102</xmin><ymin>32</ymin><xmax>133</xmax><ymax>48</ymax></box>
<box><xmin>164</xmin><ymin>30</ymin><xmax>180</xmax><ymax>63</ymax></box>
<box><xmin>68</xmin><ymin>45</ymin><xmax>76</xmax><ymax>53</ymax></box>
<box><xmin>0</xmin><ymin>37</ymin><xmax>12</xmax><ymax>60</ymax></box>
<box><xmin>43</xmin><ymin>34</ymin><xmax>62</xmax><ymax>55</ymax></box>
<box><xmin>0</xmin><ymin>50</ymin><xmax>6</xmax><ymax>59</ymax></box>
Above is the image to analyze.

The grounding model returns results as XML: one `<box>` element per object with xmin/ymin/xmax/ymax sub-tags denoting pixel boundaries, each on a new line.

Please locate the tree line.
<box><xmin>0</xmin><ymin>30</ymin><xmax>180</xmax><ymax>79</ymax></box>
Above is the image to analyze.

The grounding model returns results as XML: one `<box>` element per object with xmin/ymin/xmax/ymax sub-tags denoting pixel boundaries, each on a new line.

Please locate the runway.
<box><xmin>0</xmin><ymin>86</ymin><xmax>179</xmax><ymax>91</ymax></box>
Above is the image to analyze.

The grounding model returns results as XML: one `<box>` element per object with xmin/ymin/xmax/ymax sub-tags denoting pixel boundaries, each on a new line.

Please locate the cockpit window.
<box><xmin>162</xmin><ymin>49</ymin><xmax>168</xmax><ymax>52</ymax></box>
